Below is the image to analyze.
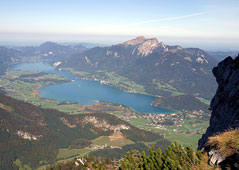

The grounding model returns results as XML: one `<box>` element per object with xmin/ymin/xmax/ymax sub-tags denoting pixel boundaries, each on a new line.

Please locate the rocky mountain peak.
<box><xmin>123</xmin><ymin>36</ymin><xmax>163</xmax><ymax>56</ymax></box>
<box><xmin>198</xmin><ymin>55</ymin><xmax>239</xmax><ymax>150</ymax></box>
<box><xmin>136</xmin><ymin>38</ymin><xmax>161</xmax><ymax>56</ymax></box>
<box><xmin>123</xmin><ymin>36</ymin><xmax>147</xmax><ymax>46</ymax></box>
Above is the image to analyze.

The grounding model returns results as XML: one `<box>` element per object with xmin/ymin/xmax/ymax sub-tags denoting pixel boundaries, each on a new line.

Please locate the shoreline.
<box><xmin>61</xmin><ymin>67</ymin><xmax>160</xmax><ymax>98</ymax></box>
<box><xmin>8</xmin><ymin>63</ymin><xmax>175</xmax><ymax>114</ymax></box>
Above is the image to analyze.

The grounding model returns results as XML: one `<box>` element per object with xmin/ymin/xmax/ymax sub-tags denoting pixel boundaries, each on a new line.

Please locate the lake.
<box><xmin>13</xmin><ymin>62</ymin><xmax>173</xmax><ymax>113</ymax></box>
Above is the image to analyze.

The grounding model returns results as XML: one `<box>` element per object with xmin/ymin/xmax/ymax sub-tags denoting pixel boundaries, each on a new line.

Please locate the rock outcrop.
<box><xmin>208</xmin><ymin>148</ymin><xmax>225</xmax><ymax>165</ymax></box>
<box><xmin>198</xmin><ymin>56</ymin><xmax>239</xmax><ymax>149</ymax></box>
<box><xmin>124</xmin><ymin>36</ymin><xmax>163</xmax><ymax>56</ymax></box>
<box><xmin>123</xmin><ymin>36</ymin><xmax>147</xmax><ymax>46</ymax></box>
<box><xmin>198</xmin><ymin>55</ymin><xmax>239</xmax><ymax>169</ymax></box>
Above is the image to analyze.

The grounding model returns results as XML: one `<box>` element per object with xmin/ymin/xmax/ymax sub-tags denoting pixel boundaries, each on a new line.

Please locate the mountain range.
<box><xmin>13</xmin><ymin>41</ymin><xmax>87</xmax><ymax>63</ymax></box>
<box><xmin>0</xmin><ymin>37</ymin><xmax>238</xmax><ymax>169</ymax></box>
<box><xmin>0</xmin><ymin>36</ymin><xmax>220</xmax><ymax>112</ymax></box>
<box><xmin>0</xmin><ymin>42</ymin><xmax>87</xmax><ymax>76</ymax></box>
<box><xmin>59</xmin><ymin>36</ymin><xmax>217</xmax><ymax>103</ymax></box>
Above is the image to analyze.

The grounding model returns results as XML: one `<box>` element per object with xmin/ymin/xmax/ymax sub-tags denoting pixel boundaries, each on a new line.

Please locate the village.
<box><xmin>114</xmin><ymin>108</ymin><xmax>210</xmax><ymax>137</ymax></box>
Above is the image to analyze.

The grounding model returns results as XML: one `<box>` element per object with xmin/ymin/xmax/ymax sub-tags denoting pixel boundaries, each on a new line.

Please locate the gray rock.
<box><xmin>198</xmin><ymin>55</ymin><xmax>239</xmax><ymax>150</ymax></box>
<box><xmin>208</xmin><ymin>149</ymin><xmax>225</xmax><ymax>165</ymax></box>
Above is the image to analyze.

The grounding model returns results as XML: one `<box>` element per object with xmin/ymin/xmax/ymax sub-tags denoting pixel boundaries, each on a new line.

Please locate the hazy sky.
<box><xmin>0</xmin><ymin>0</ymin><xmax>238</xmax><ymax>49</ymax></box>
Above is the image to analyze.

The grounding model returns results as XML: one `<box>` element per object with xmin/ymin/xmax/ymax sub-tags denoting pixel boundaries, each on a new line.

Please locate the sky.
<box><xmin>0</xmin><ymin>0</ymin><xmax>238</xmax><ymax>50</ymax></box>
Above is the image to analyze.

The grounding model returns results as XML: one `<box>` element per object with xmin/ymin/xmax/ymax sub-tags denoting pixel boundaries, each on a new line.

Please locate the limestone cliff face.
<box><xmin>198</xmin><ymin>56</ymin><xmax>239</xmax><ymax>149</ymax></box>
<box><xmin>123</xmin><ymin>36</ymin><xmax>147</xmax><ymax>46</ymax></box>
<box><xmin>124</xmin><ymin>36</ymin><xmax>163</xmax><ymax>56</ymax></box>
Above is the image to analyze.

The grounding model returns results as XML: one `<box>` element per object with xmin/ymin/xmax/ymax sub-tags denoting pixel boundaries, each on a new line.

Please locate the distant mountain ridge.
<box><xmin>60</xmin><ymin>36</ymin><xmax>217</xmax><ymax>100</ymax></box>
<box><xmin>14</xmin><ymin>41</ymin><xmax>87</xmax><ymax>63</ymax></box>
<box><xmin>0</xmin><ymin>42</ymin><xmax>88</xmax><ymax>75</ymax></box>
<box><xmin>0</xmin><ymin>46</ymin><xmax>20</xmax><ymax>74</ymax></box>
<box><xmin>0</xmin><ymin>37</ymin><xmax>218</xmax><ymax>101</ymax></box>
<box><xmin>0</xmin><ymin>37</ymin><xmax>218</xmax><ymax>111</ymax></box>
<box><xmin>207</xmin><ymin>51</ymin><xmax>238</xmax><ymax>61</ymax></box>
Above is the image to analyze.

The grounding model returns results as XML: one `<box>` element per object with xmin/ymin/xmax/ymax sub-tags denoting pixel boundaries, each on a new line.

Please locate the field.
<box><xmin>57</xmin><ymin>148</ymin><xmax>91</xmax><ymax>160</ymax></box>
<box><xmin>152</xmin><ymin>79</ymin><xmax>185</xmax><ymax>96</ymax></box>
<box><xmin>92</xmin><ymin>136</ymin><xmax>110</xmax><ymax>146</ymax></box>
<box><xmin>56</xmin><ymin>132</ymin><xmax>134</xmax><ymax>161</ymax></box>
<box><xmin>127</xmin><ymin>116</ymin><xmax>208</xmax><ymax>149</ymax></box>
<box><xmin>107</xmin><ymin>131</ymin><xmax>134</xmax><ymax>147</ymax></box>
<box><xmin>166</xmin><ymin>133</ymin><xmax>201</xmax><ymax>149</ymax></box>
<box><xmin>92</xmin><ymin>132</ymin><xmax>134</xmax><ymax>147</ymax></box>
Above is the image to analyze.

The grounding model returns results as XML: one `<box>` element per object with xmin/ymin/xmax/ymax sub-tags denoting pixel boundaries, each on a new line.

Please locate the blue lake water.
<box><xmin>13</xmin><ymin>62</ymin><xmax>173</xmax><ymax>113</ymax></box>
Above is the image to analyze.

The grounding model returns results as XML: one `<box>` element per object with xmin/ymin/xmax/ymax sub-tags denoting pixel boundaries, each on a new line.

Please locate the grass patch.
<box><xmin>206</xmin><ymin>129</ymin><xmax>239</xmax><ymax>157</ymax></box>
<box><xmin>183</xmin><ymin>119</ymin><xmax>209</xmax><ymax>132</ymax></box>
<box><xmin>107</xmin><ymin>138</ymin><xmax>134</xmax><ymax>147</ymax></box>
<box><xmin>152</xmin><ymin>79</ymin><xmax>184</xmax><ymax>96</ymax></box>
<box><xmin>104</xmin><ymin>72</ymin><xmax>147</xmax><ymax>95</ymax></box>
<box><xmin>92</xmin><ymin>136</ymin><xmax>110</xmax><ymax>146</ymax></box>
<box><xmin>92</xmin><ymin>132</ymin><xmax>135</xmax><ymax>147</ymax></box>
<box><xmin>129</xmin><ymin>118</ymin><xmax>149</xmax><ymax>126</ymax></box>
<box><xmin>194</xmin><ymin>153</ymin><xmax>218</xmax><ymax>170</ymax></box>
<box><xmin>196</xmin><ymin>97</ymin><xmax>211</xmax><ymax>105</ymax></box>
<box><xmin>57</xmin><ymin>148</ymin><xmax>91</xmax><ymax>160</ymax></box>
<box><xmin>166</xmin><ymin>133</ymin><xmax>201</xmax><ymax>149</ymax></box>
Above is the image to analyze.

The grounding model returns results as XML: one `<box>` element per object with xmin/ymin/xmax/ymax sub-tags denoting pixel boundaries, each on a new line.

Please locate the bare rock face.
<box><xmin>208</xmin><ymin>149</ymin><xmax>225</xmax><ymax>165</ymax></box>
<box><xmin>123</xmin><ymin>36</ymin><xmax>165</xmax><ymax>56</ymax></box>
<box><xmin>198</xmin><ymin>56</ymin><xmax>239</xmax><ymax>150</ymax></box>
<box><xmin>123</xmin><ymin>36</ymin><xmax>147</xmax><ymax>46</ymax></box>
<box><xmin>136</xmin><ymin>38</ymin><xmax>161</xmax><ymax>56</ymax></box>
<box><xmin>82</xmin><ymin>116</ymin><xmax>130</xmax><ymax>131</ymax></box>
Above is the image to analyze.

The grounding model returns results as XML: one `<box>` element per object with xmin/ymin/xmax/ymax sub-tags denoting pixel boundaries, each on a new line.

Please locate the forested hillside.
<box><xmin>0</xmin><ymin>93</ymin><xmax>170</xmax><ymax>169</ymax></box>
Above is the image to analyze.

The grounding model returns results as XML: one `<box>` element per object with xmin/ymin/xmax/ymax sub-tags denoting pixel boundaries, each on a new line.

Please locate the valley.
<box><xmin>0</xmin><ymin>37</ymin><xmax>219</xmax><ymax>169</ymax></box>
<box><xmin>0</xmin><ymin>64</ymin><xmax>209</xmax><ymax>153</ymax></box>
<box><xmin>1</xmin><ymin>0</ymin><xmax>238</xmax><ymax>168</ymax></box>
